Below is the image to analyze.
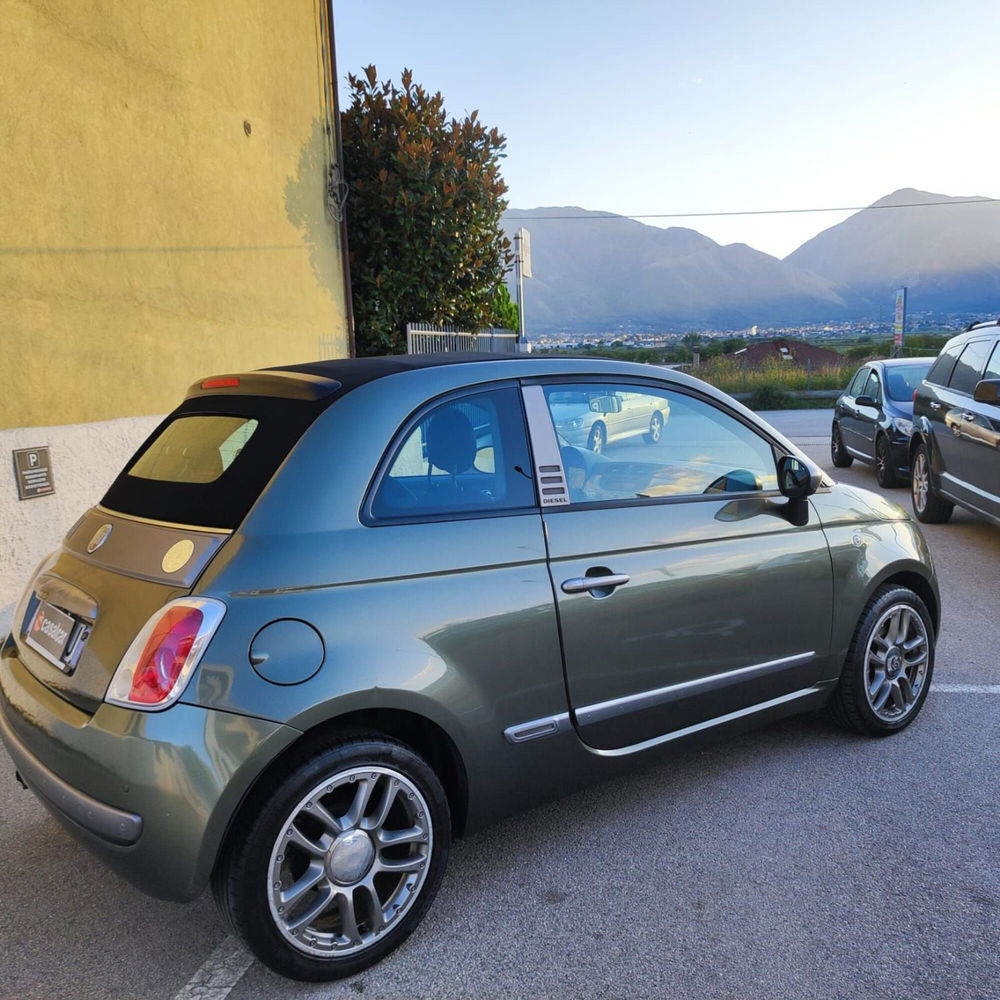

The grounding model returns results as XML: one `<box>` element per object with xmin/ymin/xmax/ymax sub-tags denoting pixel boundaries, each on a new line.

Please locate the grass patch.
<box><xmin>692</xmin><ymin>357</ymin><xmax>856</xmax><ymax>394</ymax></box>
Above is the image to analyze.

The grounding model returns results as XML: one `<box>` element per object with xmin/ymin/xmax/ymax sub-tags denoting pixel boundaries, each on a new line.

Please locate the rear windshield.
<box><xmin>101</xmin><ymin>395</ymin><xmax>325</xmax><ymax>529</ymax></box>
<box><xmin>884</xmin><ymin>364</ymin><xmax>932</xmax><ymax>401</ymax></box>
<box><xmin>129</xmin><ymin>416</ymin><xmax>259</xmax><ymax>483</ymax></box>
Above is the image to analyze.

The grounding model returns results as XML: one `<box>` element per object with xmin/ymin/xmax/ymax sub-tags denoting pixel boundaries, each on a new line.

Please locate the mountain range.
<box><xmin>502</xmin><ymin>189</ymin><xmax>1000</xmax><ymax>334</ymax></box>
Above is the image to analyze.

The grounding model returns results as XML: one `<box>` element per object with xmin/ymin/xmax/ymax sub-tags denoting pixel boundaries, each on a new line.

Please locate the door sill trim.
<box><xmin>582</xmin><ymin>686</ymin><xmax>824</xmax><ymax>757</ymax></box>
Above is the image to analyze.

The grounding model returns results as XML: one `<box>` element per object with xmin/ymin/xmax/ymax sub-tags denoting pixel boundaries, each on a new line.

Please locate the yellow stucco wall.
<box><xmin>0</xmin><ymin>0</ymin><xmax>350</xmax><ymax>429</ymax></box>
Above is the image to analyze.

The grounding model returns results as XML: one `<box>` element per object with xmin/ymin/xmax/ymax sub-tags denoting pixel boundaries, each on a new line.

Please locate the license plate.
<box><xmin>24</xmin><ymin>600</ymin><xmax>77</xmax><ymax>671</ymax></box>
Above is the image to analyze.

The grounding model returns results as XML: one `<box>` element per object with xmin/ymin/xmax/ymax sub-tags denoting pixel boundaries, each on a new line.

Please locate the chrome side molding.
<box><xmin>575</xmin><ymin>652</ymin><xmax>815</xmax><ymax>726</ymax></box>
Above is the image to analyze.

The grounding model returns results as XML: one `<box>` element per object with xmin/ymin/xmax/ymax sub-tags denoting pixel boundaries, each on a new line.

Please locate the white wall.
<box><xmin>0</xmin><ymin>416</ymin><xmax>161</xmax><ymax>632</ymax></box>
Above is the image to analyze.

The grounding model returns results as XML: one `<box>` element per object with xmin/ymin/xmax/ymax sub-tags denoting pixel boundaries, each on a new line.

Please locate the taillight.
<box><xmin>106</xmin><ymin>598</ymin><xmax>226</xmax><ymax>710</ymax></box>
<box><xmin>201</xmin><ymin>377</ymin><xmax>240</xmax><ymax>389</ymax></box>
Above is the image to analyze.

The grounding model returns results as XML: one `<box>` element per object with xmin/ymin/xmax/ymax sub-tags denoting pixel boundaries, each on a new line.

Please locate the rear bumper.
<box><xmin>0</xmin><ymin>700</ymin><xmax>142</xmax><ymax>845</ymax></box>
<box><xmin>0</xmin><ymin>637</ymin><xmax>300</xmax><ymax>901</ymax></box>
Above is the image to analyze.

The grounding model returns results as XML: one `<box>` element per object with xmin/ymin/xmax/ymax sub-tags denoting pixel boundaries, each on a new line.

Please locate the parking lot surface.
<box><xmin>1</xmin><ymin>410</ymin><xmax>998</xmax><ymax>1000</ymax></box>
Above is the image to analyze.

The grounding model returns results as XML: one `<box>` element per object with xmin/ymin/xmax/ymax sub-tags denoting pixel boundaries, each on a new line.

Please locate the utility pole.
<box><xmin>514</xmin><ymin>227</ymin><xmax>531</xmax><ymax>348</ymax></box>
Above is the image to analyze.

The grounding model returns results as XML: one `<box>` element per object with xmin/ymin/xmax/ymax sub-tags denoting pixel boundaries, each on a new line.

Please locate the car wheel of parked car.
<box><xmin>829</xmin><ymin>584</ymin><xmax>934</xmax><ymax>737</ymax></box>
<box><xmin>910</xmin><ymin>443</ymin><xmax>953</xmax><ymax>523</ymax></box>
<box><xmin>830</xmin><ymin>423</ymin><xmax>853</xmax><ymax>468</ymax></box>
<box><xmin>645</xmin><ymin>410</ymin><xmax>664</xmax><ymax>444</ymax></box>
<box><xmin>874</xmin><ymin>435</ymin><xmax>900</xmax><ymax>489</ymax></box>
<box><xmin>213</xmin><ymin>735</ymin><xmax>450</xmax><ymax>982</ymax></box>
<box><xmin>587</xmin><ymin>422</ymin><xmax>606</xmax><ymax>454</ymax></box>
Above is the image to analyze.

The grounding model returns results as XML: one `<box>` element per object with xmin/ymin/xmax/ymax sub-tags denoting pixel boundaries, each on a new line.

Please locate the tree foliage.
<box><xmin>491</xmin><ymin>283</ymin><xmax>519</xmax><ymax>333</ymax></box>
<box><xmin>341</xmin><ymin>66</ymin><xmax>512</xmax><ymax>355</ymax></box>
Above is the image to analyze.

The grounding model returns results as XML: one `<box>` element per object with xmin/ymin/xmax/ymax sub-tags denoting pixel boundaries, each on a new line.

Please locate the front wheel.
<box><xmin>831</xmin><ymin>423</ymin><xmax>853</xmax><ymax>468</ymax></box>
<box><xmin>828</xmin><ymin>585</ymin><xmax>934</xmax><ymax>737</ymax></box>
<box><xmin>645</xmin><ymin>410</ymin><xmax>664</xmax><ymax>444</ymax></box>
<box><xmin>911</xmin><ymin>442</ymin><xmax>953</xmax><ymax>523</ymax></box>
<box><xmin>213</xmin><ymin>736</ymin><xmax>450</xmax><ymax>981</ymax></box>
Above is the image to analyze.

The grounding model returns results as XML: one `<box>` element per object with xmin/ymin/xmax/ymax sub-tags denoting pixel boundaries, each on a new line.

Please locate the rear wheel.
<box><xmin>213</xmin><ymin>735</ymin><xmax>450</xmax><ymax>982</ymax></box>
<box><xmin>829</xmin><ymin>585</ymin><xmax>934</xmax><ymax>737</ymax></box>
<box><xmin>875</xmin><ymin>435</ymin><xmax>900</xmax><ymax>488</ymax></box>
<box><xmin>831</xmin><ymin>423</ymin><xmax>853</xmax><ymax>468</ymax></box>
<box><xmin>911</xmin><ymin>442</ymin><xmax>953</xmax><ymax>523</ymax></box>
<box><xmin>587</xmin><ymin>422</ymin><xmax>606</xmax><ymax>454</ymax></box>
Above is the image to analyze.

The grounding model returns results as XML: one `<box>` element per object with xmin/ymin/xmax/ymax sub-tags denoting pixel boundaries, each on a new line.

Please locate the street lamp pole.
<box><xmin>514</xmin><ymin>227</ymin><xmax>531</xmax><ymax>349</ymax></box>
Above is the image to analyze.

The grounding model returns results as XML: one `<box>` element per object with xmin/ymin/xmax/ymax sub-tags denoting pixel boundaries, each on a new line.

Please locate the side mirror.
<box><xmin>973</xmin><ymin>379</ymin><xmax>1000</xmax><ymax>406</ymax></box>
<box><xmin>777</xmin><ymin>455</ymin><xmax>822</xmax><ymax>500</ymax></box>
<box><xmin>855</xmin><ymin>394</ymin><xmax>878</xmax><ymax>408</ymax></box>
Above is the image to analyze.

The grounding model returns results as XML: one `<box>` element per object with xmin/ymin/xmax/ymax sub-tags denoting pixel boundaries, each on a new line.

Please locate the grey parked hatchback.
<box><xmin>1</xmin><ymin>355</ymin><xmax>940</xmax><ymax>980</ymax></box>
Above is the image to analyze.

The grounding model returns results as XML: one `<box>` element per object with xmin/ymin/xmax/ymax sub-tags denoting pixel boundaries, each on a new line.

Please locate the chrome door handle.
<box><xmin>561</xmin><ymin>574</ymin><xmax>630</xmax><ymax>594</ymax></box>
<box><xmin>928</xmin><ymin>402</ymin><xmax>943</xmax><ymax>411</ymax></box>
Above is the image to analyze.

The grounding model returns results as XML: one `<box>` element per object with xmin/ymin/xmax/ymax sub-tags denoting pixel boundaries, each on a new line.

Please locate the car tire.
<box><xmin>645</xmin><ymin>411</ymin><xmax>664</xmax><ymax>444</ymax></box>
<box><xmin>874</xmin><ymin>435</ymin><xmax>900</xmax><ymax>488</ymax></box>
<box><xmin>212</xmin><ymin>734</ymin><xmax>450</xmax><ymax>982</ymax></box>
<box><xmin>910</xmin><ymin>442</ymin><xmax>953</xmax><ymax>523</ymax></box>
<box><xmin>830</xmin><ymin>423</ymin><xmax>853</xmax><ymax>468</ymax></box>
<box><xmin>828</xmin><ymin>584</ymin><xmax>934</xmax><ymax>737</ymax></box>
<box><xmin>587</xmin><ymin>422</ymin><xmax>606</xmax><ymax>454</ymax></box>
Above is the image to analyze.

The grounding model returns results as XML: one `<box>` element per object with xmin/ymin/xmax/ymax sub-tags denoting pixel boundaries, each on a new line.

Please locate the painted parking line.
<box><xmin>173</xmin><ymin>936</ymin><xmax>254</xmax><ymax>1000</ymax></box>
<box><xmin>932</xmin><ymin>683</ymin><xmax>1000</xmax><ymax>694</ymax></box>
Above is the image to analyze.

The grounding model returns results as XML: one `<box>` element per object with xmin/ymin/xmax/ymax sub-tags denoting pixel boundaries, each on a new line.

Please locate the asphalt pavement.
<box><xmin>2</xmin><ymin>409</ymin><xmax>999</xmax><ymax>1000</ymax></box>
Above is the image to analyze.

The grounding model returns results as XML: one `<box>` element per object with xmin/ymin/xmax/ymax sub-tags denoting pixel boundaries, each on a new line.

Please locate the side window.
<box><xmin>862</xmin><ymin>370</ymin><xmax>881</xmax><ymax>403</ymax></box>
<box><xmin>542</xmin><ymin>383</ymin><xmax>776</xmax><ymax>503</ymax></box>
<box><xmin>926</xmin><ymin>343</ymin><xmax>963</xmax><ymax>386</ymax></box>
<box><xmin>848</xmin><ymin>368</ymin><xmax>869</xmax><ymax>396</ymax></box>
<box><xmin>982</xmin><ymin>341</ymin><xmax>1000</xmax><ymax>382</ymax></box>
<box><xmin>371</xmin><ymin>387</ymin><xmax>535</xmax><ymax>520</ymax></box>
<box><xmin>948</xmin><ymin>340</ymin><xmax>993</xmax><ymax>395</ymax></box>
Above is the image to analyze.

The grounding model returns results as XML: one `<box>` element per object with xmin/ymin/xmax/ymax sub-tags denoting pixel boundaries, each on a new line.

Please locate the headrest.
<box><xmin>426</xmin><ymin>408</ymin><xmax>477</xmax><ymax>475</ymax></box>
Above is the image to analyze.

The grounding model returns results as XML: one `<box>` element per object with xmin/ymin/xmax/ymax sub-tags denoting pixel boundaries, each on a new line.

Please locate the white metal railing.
<box><xmin>405</xmin><ymin>323</ymin><xmax>519</xmax><ymax>354</ymax></box>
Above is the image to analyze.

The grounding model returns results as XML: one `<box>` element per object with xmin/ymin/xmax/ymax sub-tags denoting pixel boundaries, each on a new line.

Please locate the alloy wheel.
<box><xmin>648</xmin><ymin>412</ymin><xmax>663</xmax><ymax>443</ymax></box>
<box><xmin>912</xmin><ymin>451</ymin><xmax>929</xmax><ymax>513</ymax></box>
<box><xmin>863</xmin><ymin>603</ymin><xmax>930</xmax><ymax>722</ymax></box>
<box><xmin>267</xmin><ymin>766</ymin><xmax>433</xmax><ymax>958</ymax></box>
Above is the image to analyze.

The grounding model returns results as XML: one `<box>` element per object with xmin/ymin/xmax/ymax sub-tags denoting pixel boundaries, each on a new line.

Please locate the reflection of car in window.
<box><xmin>548</xmin><ymin>388</ymin><xmax>669</xmax><ymax>454</ymax></box>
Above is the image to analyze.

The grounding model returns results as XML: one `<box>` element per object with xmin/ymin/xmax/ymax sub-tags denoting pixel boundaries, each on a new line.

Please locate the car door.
<box><xmin>838</xmin><ymin>366</ymin><xmax>872</xmax><ymax>455</ymax></box>
<box><xmin>936</xmin><ymin>339</ymin><xmax>993</xmax><ymax>503</ymax></box>
<box><xmin>523</xmin><ymin>380</ymin><xmax>834</xmax><ymax>753</ymax></box>
<box><xmin>957</xmin><ymin>339</ymin><xmax>1000</xmax><ymax>516</ymax></box>
<box><xmin>857</xmin><ymin>368</ymin><xmax>885</xmax><ymax>459</ymax></box>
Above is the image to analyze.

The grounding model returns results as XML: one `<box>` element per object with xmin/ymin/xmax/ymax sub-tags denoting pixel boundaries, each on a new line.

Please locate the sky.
<box><xmin>334</xmin><ymin>0</ymin><xmax>1000</xmax><ymax>259</ymax></box>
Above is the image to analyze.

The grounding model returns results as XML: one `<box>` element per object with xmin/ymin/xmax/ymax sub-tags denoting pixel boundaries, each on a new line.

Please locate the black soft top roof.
<box><xmin>268</xmin><ymin>352</ymin><xmax>528</xmax><ymax>393</ymax></box>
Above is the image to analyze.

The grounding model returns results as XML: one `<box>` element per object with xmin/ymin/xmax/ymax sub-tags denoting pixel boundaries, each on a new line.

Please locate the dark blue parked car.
<box><xmin>831</xmin><ymin>358</ymin><xmax>935</xmax><ymax>488</ymax></box>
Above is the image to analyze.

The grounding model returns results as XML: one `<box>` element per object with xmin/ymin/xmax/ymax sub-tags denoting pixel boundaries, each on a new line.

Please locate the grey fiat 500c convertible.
<box><xmin>1</xmin><ymin>354</ymin><xmax>939</xmax><ymax>980</ymax></box>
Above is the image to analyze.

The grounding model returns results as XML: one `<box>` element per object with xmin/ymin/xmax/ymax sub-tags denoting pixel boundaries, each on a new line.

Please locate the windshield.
<box><xmin>885</xmin><ymin>364</ymin><xmax>932</xmax><ymax>401</ymax></box>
